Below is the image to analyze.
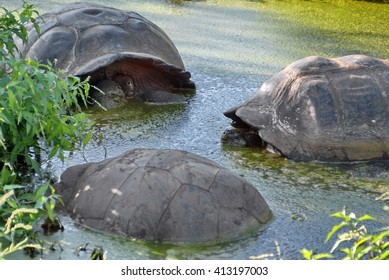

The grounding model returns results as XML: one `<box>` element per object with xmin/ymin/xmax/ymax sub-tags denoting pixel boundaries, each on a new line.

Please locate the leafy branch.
<box><xmin>0</xmin><ymin>1</ymin><xmax>93</xmax><ymax>259</ymax></box>
<box><xmin>302</xmin><ymin>196</ymin><xmax>389</xmax><ymax>260</ymax></box>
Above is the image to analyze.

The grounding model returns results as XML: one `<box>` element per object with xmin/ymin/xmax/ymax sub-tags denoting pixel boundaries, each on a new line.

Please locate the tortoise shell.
<box><xmin>16</xmin><ymin>3</ymin><xmax>194</xmax><ymax>101</ymax></box>
<box><xmin>55</xmin><ymin>149</ymin><xmax>272</xmax><ymax>243</ymax></box>
<box><xmin>224</xmin><ymin>55</ymin><xmax>389</xmax><ymax>161</ymax></box>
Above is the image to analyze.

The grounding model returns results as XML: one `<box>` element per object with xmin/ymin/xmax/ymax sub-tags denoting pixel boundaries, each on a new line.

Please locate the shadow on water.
<box><xmin>1</xmin><ymin>0</ymin><xmax>389</xmax><ymax>259</ymax></box>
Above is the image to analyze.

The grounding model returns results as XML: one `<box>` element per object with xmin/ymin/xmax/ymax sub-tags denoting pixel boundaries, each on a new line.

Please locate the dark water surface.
<box><xmin>2</xmin><ymin>0</ymin><xmax>389</xmax><ymax>259</ymax></box>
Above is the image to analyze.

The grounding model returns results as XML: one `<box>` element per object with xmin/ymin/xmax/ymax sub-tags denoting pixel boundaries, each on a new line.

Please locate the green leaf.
<box><xmin>7</xmin><ymin>89</ymin><xmax>19</xmax><ymax>110</ymax></box>
<box><xmin>17</xmin><ymin>193</ymin><xmax>35</xmax><ymax>201</ymax></box>
<box><xmin>45</xmin><ymin>201</ymin><xmax>55</xmax><ymax>221</ymax></box>
<box><xmin>300</xmin><ymin>249</ymin><xmax>333</xmax><ymax>260</ymax></box>
<box><xmin>325</xmin><ymin>221</ymin><xmax>347</xmax><ymax>243</ymax></box>
<box><xmin>6</xmin><ymin>199</ymin><xmax>18</xmax><ymax>209</ymax></box>
<box><xmin>34</xmin><ymin>196</ymin><xmax>46</xmax><ymax>210</ymax></box>
<box><xmin>82</xmin><ymin>131</ymin><xmax>92</xmax><ymax>148</ymax></box>
<box><xmin>25</xmin><ymin>155</ymin><xmax>41</xmax><ymax>174</ymax></box>
<box><xmin>312</xmin><ymin>253</ymin><xmax>334</xmax><ymax>260</ymax></box>
<box><xmin>357</xmin><ymin>214</ymin><xmax>375</xmax><ymax>222</ymax></box>
<box><xmin>341</xmin><ymin>248</ymin><xmax>353</xmax><ymax>260</ymax></box>
<box><xmin>3</xmin><ymin>184</ymin><xmax>26</xmax><ymax>191</ymax></box>
<box><xmin>35</xmin><ymin>183</ymin><xmax>50</xmax><ymax>200</ymax></box>
<box><xmin>355</xmin><ymin>236</ymin><xmax>371</xmax><ymax>248</ymax></box>
<box><xmin>300</xmin><ymin>249</ymin><xmax>313</xmax><ymax>260</ymax></box>
<box><xmin>330</xmin><ymin>212</ymin><xmax>345</xmax><ymax>219</ymax></box>
<box><xmin>378</xmin><ymin>249</ymin><xmax>389</xmax><ymax>260</ymax></box>
<box><xmin>372</xmin><ymin>230</ymin><xmax>389</xmax><ymax>245</ymax></box>
<box><xmin>48</xmin><ymin>145</ymin><xmax>59</xmax><ymax>159</ymax></box>
<box><xmin>0</xmin><ymin>112</ymin><xmax>11</xmax><ymax>124</ymax></box>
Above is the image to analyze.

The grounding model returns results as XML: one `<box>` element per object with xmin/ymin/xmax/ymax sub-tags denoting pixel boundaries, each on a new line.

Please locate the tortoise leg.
<box><xmin>221</xmin><ymin>128</ymin><xmax>265</xmax><ymax>147</ymax></box>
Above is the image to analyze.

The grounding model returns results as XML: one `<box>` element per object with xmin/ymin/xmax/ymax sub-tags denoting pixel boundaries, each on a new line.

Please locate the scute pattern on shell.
<box><xmin>225</xmin><ymin>55</ymin><xmax>389</xmax><ymax>162</ymax></box>
<box><xmin>16</xmin><ymin>2</ymin><xmax>193</xmax><ymax>85</ymax></box>
<box><xmin>55</xmin><ymin>149</ymin><xmax>272</xmax><ymax>243</ymax></box>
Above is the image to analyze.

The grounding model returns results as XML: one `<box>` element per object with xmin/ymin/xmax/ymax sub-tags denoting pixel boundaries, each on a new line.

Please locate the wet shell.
<box><xmin>225</xmin><ymin>55</ymin><xmax>389</xmax><ymax>162</ymax></box>
<box><xmin>55</xmin><ymin>149</ymin><xmax>272</xmax><ymax>243</ymax></box>
<box><xmin>16</xmin><ymin>3</ymin><xmax>194</xmax><ymax>102</ymax></box>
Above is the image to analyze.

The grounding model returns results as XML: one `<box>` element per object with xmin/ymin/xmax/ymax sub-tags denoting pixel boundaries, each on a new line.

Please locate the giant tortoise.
<box><xmin>223</xmin><ymin>55</ymin><xmax>389</xmax><ymax>162</ymax></box>
<box><xmin>16</xmin><ymin>3</ymin><xmax>195</xmax><ymax>107</ymax></box>
<box><xmin>54</xmin><ymin>149</ymin><xmax>272</xmax><ymax>243</ymax></box>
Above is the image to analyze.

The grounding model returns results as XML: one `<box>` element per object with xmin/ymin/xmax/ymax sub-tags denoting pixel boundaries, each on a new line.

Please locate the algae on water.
<box><xmin>256</xmin><ymin>0</ymin><xmax>389</xmax><ymax>59</ymax></box>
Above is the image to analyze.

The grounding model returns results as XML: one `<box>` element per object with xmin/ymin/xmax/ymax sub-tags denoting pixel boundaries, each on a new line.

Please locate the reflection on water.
<box><xmin>1</xmin><ymin>0</ymin><xmax>388</xmax><ymax>259</ymax></box>
<box><xmin>223</xmin><ymin>147</ymin><xmax>389</xmax><ymax>194</ymax></box>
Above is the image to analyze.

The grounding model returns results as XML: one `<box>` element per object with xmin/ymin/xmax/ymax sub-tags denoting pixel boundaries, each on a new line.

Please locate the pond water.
<box><xmin>2</xmin><ymin>0</ymin><xmax>389</xmax><ymax>259</ymax></box>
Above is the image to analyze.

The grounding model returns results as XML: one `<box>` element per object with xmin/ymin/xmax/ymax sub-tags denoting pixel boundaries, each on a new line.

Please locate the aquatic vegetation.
<box><xmin>1</xmin><ymin>0</ymin><xmax>388</xmax><ymax>260</ymax></box>
<box><xmin>257</xmin><ymin>0</ymin><xmax>389</xmax><ymax>58</ymax></box>
<box><xmin>224</xmin><ymin>147</ymin><xmax>389</xmax><ymax>194</ymax></box>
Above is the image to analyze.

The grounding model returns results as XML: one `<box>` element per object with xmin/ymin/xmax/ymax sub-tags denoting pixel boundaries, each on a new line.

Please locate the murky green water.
<box><xmin>2</xmin><ymin>0</ymin><xmax>389</xmax><ymax>259</ymax></box>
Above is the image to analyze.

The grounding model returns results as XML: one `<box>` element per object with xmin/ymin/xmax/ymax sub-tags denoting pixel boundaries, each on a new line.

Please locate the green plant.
<box><xmin>301</xmin><ymin>201</ymin><xmax>389</xmax><ymax>260</ymax></box>
<box><xmin>0</xmin><ymin>1</ymin><xmax>92</xmax><ymax>179</ymax></box>
<box><xmin>0</xmin><ymin>1</ymin><xmax>93</xmax><ymax>259</ymax></box>
<box><xmin>0</xmin><ymin>190</ymin><xmax>41</xmax><ymax>259</ymax></box>
<box><xmin>0</xmin><ymin>183</ymin><xmax>66</xmax><ymax>259</ymax></box>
